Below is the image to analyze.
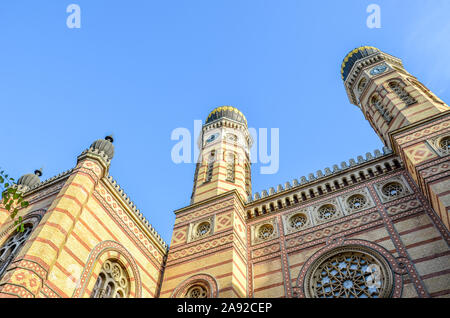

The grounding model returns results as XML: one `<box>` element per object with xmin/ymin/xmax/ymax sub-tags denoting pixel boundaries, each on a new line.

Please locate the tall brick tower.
<box><xmin>190</xmin><ymin>106</ymin><xmax>253</xmax><ymax>204</ymax></box>
<box><xmin>160</xmin><ymin>106</ymin><xmax>251</xmax><ymax>298</ymax></box>
<box><xmin>342</xmin><ymin>46</ymin><xmax>450</xmax><ymax>230</ymax></box>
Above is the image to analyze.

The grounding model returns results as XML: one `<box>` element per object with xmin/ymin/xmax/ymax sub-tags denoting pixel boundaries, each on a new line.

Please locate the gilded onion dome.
<box><xmin>341</xmin><ymin>46</ymin><xmax>381</xmax><ymax>81</ymax></box>
<box><xmin>90</xmin><ymin>135</ymin><xmax>115</xmax><ymax>160</ymax></box>
<box><xmin>17</xmin><ymin>169</ymin><xmax>42</xmax><ymax>189</ymax></box>
<box><xmin>205</xmin><ymin>106</ymin><xmax>247</xmax><ymax>126</ymax></box>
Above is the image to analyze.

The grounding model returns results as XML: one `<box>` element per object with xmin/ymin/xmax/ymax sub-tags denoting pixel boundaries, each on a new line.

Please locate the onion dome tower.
<box><xmin>89</xmin><ymin>135</ymin><xmax>115</xmax><ymax>160</ymax></box>
<box><xmin>191</xmin><ymin>106</ymin><xmax>252</xmax><ymax>204</ymax></box>
<box><xmin>17</xmin><ymin>169</ymin><xmax>42</xmax><ymax>191</ymax></box>
<box><xmin>342</xmin><ymin>46</ymin><xmax>448</xmax><ymax>147</ymax></box>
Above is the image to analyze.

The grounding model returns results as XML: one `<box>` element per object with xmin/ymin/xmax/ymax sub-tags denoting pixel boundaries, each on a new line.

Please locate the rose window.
<box><xmin>91</xmin><ymin>260</ymin><xmax>130</xmax><ymax>298</ymax></box>
<box><xmin>186</xmin><ymin>285</ymin><xmax>208</xmax><ymax>298</ymax></box>
<box><xmin>196</xmin><ymin>222</ymin><xmax>211</xmax><ymax>237</ymax></box>
<box><xmin>289</xmin><ymin>214</ymin><xmax>307</xmax><ymax>229</ymax></box>
<box><xmin>439</xmin><ymin>136</ymin><xmax>450</xmax><ymax>154</ymax></box>
<box><xmin>382</xmin><ymin>182</ymin><xmax>404</xmax><ymax>198</ymax></box>
<box><xmin>347</xmin><ymin>195</ymin><xmax>367</xmax><ymax>211</ymax></box>
<box><xmin>318</xmin><ymin>205</ymin><xmax>337</xmax><ymax>220</ymax></box>
<box><xmin>306</xmin><ymin>250</ymin><xmax>392</xmax><ymax>298</ymax></box>
<box><xmin>258</xmin><ymin>224</ymin><xmax>274</xmax><ymax>240</ymax></box>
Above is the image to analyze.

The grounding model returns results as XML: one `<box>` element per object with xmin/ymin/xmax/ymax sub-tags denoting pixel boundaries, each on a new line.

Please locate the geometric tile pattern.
<box><xmin>386</xmin><ymin>199</ymin><xmax>422</xmax><ymax>215</ymax></box>
<box><xmin>285</xmin><ymin>212</ymin><xmax>381</xmax><ymax>249</ymax></box>
<box><xmin>251</xmin><ymin>243</ymin><xmax>280</xmax><ymax>259</ymax></box>
<box><xmin>404</xmin><ymin>142</ymin><xmax>437</xmax><ymax>165</ymax></box>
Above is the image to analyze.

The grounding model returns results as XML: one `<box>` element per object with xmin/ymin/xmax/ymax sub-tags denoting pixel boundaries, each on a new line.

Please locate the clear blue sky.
<box><xmin>1</xmin><ymin>1</ymin><xmax>449</xmax><ymax>243</ymax></box>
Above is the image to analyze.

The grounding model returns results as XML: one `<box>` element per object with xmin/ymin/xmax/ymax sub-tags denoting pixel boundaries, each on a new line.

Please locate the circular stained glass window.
<box><xmin>289</xmin><ymin>213</ymin><xmax>307</xmax><ymax>229</ymax></box>
<box><xmin>318</xmin><ymin>205</ymin><xmax>337</xmax><ymax>220</ymax></box>
<box><xmin>439</xmin><ymin>136</ymin><xmax>450</xmax><ymax>154</ymax></box>
<box><xmin>305</xmin><ymin>248</ymin><xmax>393</xmax><ymax>298</ymax></box>
<box><xmin>258</xmin><ymin>224</ymin><xmax>274</xmax><ymax>240</ymax></box>
<box><xmin>196</xmin><ymin>222</ymin><xmax>211</xmax><ymax>237</ymax></box>
<box><xmin>382</xmin><ymin>182</ymin><xmax>404</xmax><ymax>198</ymax></box>
<box><xmin>186</xmin><ymin>285</ymin><xmax>208</xmax><ymax>298</ymax></box>
<box><xmin>347</xmin><ymin>194</ymin><xmax>367</xmax><ymax>211</ymax></box>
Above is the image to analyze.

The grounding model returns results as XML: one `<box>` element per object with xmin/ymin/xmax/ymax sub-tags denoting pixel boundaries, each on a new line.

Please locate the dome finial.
<box><xmin>34</xmin><ymin>168</ymin><xmax>43</xmax><ymax>177</ymax></box>
<box><xmin>17</xmin><ymin>168</ymin><xmax>43</xmax><ymax>190</ymax></box>
<box><xmin>89</xmin><ymin>135</ymin><xmax>115</xmax><ymax>160</ymax></box>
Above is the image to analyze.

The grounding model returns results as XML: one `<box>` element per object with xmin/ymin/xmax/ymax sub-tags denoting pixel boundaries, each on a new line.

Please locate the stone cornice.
<box><xmin>103</xmin><ymin>175</ymin><xmax>169</xmax><ymax>253</ymax></box>
<box><xmin>174</xmin><ymin>189</ymin><xmax>246</xmax><ymax>215</ymax></box>
<box><xmin>248</xmin><ymin>148</ymin><xmax>394</xmax><ymax>205</ymax></box>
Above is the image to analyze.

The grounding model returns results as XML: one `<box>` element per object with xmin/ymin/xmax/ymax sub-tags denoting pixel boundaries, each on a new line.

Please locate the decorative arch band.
<box><xmin>72</xmin><ymin>240</ymin><xmax>142</xmax><ymax>298</ymax></box>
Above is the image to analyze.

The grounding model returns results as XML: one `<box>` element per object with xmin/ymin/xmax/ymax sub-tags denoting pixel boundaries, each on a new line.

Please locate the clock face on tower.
<box><xmin>370</xmin><ymin>64</ymin><xmax>388</xmax><ymax>76</ymax></box>
<box><xmin>206</xmin><ymin>133</ymin><xmax>219</xmax><ymax>144</ymax></box>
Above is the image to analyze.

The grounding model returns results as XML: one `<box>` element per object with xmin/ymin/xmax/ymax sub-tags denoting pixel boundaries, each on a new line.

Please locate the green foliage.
<box><xmin>0</xmin><ymin>169</ymin><xmax>28</xmax><ymax>232</ymax></box>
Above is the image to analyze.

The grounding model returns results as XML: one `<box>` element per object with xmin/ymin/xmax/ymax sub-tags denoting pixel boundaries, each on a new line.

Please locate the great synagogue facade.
<box><xmin>0</xmin><ymin>46</ymin><xmax>449</xmax><ymax>298</ymax></box>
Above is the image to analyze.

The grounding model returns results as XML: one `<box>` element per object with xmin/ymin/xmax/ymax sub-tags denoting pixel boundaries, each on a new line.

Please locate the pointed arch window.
<box><xmin>0</xmin><ymin>225</ymin><xmax>34</xmax><ymax>278</ymax></box>
<box><xmin>388</xmin><ymin>80</ymin><xmax>416</xmax><ymax>106</ymax></box>
<box><xmin>91</xmin><ymin>259</ymin><xmax>130</xmax><ymax>298</ymax></box>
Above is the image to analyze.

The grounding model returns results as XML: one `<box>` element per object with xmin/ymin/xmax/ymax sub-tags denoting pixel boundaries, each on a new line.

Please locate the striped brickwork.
<box><xmin>246</xmin><ymin>168</ymin><xmax>450</xmax><ymax>298</ymax></box>
<box><xmin>0</xmin><ymin>154</ymin><xmax>167</xmax><ymax>298</ymax></box>
<box><xmin>391</xmin><ymin>113</ymin><xmax>450</xmax><ymax>231</ymax></box>
<box><xmin>358</xmin><ymin>68</ymin><xmax>447</xmax><ymax>148</ymax></box>
<box><xmin>191</xmin><ymin>119</ymin><xmax>251</xmax><ymax>204</ymax></box>
<box><xmin>160</xmin><ymin>192</ymin><xmax>248</xmax><ymax>298</ymax></box>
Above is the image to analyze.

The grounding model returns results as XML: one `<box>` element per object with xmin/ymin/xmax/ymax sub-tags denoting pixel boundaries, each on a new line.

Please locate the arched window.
<box><xmin>225</xmin><ymin>153</ymin><xmax>235</xmax><ymax>182</ymax></box>
<box><xmin>91</xmin><ymin>259</ymin><xmax>130</xmax><ymax>298</ymax></box>
<box><xmin>318</xmin><ymin>187</ymin><xmax>324</xmax><ymax>195</ymax></box>
<box><xmin>342</xmin><ymin>178</ymin><xmax>349</xmax><ymax>186</ymax></box>
<box><xmin>333</xmin><ymin>181</ymin><xmax>340</xmax><ymax>190</ymax></box>
<box><xmin>408</xmin><ymin>78</ymin><xmax>445</xmax><ymax>105</ymax></box>
<box><xmin>277</xmin><ymin>200</ymin><xmax>283</xmax><ymax>209</ymax></box>
<box><xmin>376</xmin><ymin>165</ymin><xmax>383</xmax><ymax>174</ymax></box>
<box><xmin>171</xmin><ymin>274</ymin><xmax>217</xmax><ymax>298</ymax></box>
<box><xmin>205</xmin><ymin>150</ymin><xmax>215</xmax><ymax>182</ymax></box>
<box><xmin>388</xmin><ymin>81</ymin><xmax>416</xmax><ymax>106</ymax></box>
<box><xmin>262</xmin><ymin>206</ymin><xmax>267</xmax><ymax>214</ymax></box>
<box><xmin>245</xmin><ymin>164</ymin><xmax>251</xmax><ymax>195</ymax></box>
<box><xmin>357</xmin><ymin>77</ymin><xmax>367</xmax><ymax>93</ymax></box>
<box><xmin>371</xmin><ymin>95</ymin><xmax>392</xmax><ymax>123</ymax></box>
<box><xmin>285</xmin><ymin>198</ymin><xmax>291</xmax><ymax>207</ymax></box>
<box><xmin>0</xmin><ymin>225</ymin><xmax>34</xmax><ymax>278</ymax></box>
